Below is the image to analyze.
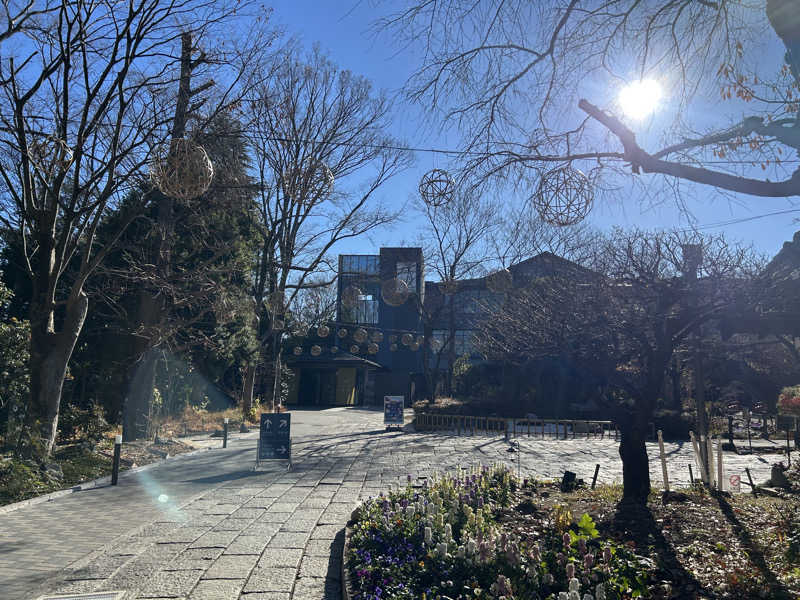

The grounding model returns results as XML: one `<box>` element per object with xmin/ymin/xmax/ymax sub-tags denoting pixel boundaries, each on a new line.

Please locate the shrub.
<box><xmin>778</xmin><ymin>386</ymin><xmax>800</xmax><ymax>416</ymax></box>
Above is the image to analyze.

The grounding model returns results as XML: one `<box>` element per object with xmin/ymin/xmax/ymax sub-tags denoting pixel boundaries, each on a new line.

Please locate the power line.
<box><xmin>676</xmin><ymin>208</ymin><xmax>800</xmax><ymax>232</ymax></box>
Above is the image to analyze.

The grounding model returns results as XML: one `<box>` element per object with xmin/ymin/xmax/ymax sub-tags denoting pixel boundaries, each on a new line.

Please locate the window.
<box><xmin>341</xmin><ymin>255</ymin><xmax>379</xmax><ymax>275</ymax></box>
<box><xmin>431</xmin><ymin>329</ymin><xmax>476</xmax><ymax>356</ymax></box>
<box><xmin>454</xmin><ymin>289</ymin><xmax>501</xmax><ymax>314</ymax></box>
<box><xmin>396</xmin><ymin>261</ymin><xmax>417</xmax><ymax>292</ymax></box>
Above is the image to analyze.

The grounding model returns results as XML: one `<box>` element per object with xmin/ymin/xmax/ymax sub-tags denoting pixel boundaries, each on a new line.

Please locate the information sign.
<box><xmin>258</xmin><ymin>413</ymin><xmax>291</xmax><ymax>463</ymax></box>
<box><xmin>729</xmin><ymin>474</ymin><xmax>741</xmax><ymax>493</ymax></box>
<box><xmin>384</xmin><ymin>396</ymin><xmax>404</xmax><ymax>427</ymax></box>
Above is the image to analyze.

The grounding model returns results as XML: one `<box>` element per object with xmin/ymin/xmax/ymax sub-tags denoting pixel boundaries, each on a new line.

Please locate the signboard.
<box><xmin>384</xmin><ymin>396</ymin><xmax>404</xmax><ymax>426</ymax></box>
<box><xmin>258</xmin><ymin>413</ymin><xmax>291</xmax><ymax>462</ymax></box>
<box><xmin>729</xmin><ymin>474</ymin><xmax>741</xmax><ymax>493</ymax></box>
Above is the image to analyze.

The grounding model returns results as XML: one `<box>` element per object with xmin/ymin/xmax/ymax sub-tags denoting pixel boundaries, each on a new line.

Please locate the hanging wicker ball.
<box><xmin>330</xmin><ymin>346</ymin><xmax>339</xmax><ymax>354</ymax></box>
<box><xmin>371</xmin><ymin>331</ymin><xmax>384</xmax><ymax>343</ymax></box>
<box><xmin>294</xmin><ymin>324</ymin><xmax>309</xmax><ymax>338</ymax></box>
<box><xmin>381</xmin><ymin>278</ymin><xmax>410</xmax><ymax>306</ymax></box>
<box><xmin>430</xmin><ymin>339</ymin><xmax>442</xmax><ymax>352</ymax></box>
<box><xmin>317</xmin><ymin>324</ymin><xmax>330</xmax><ymax>338</ymax></box>
<box><xmin>419</xmin><ymin>168</ymin><xmax>455</xmax><ymax>207</ymax></box>
<box><xmin>350</xmin><ymin>344</ymin><xmax>360</xmax><ymax>354</ymax></box>
<box><xmin>150</xmin><ymin>138</ymin><xmax>214</xmax><ymax>200</ymax></box>
<box><xmin>390</xmin><ymin>343</ymin><xmax>398</xmax><ymax>352</ymax></box>
<box><xmin>486</xmin><ymin>268</ymin><xmax>513</xmax><ymax>293</ymax></box>
<box><xmin>410</xmin><ymin>341</ymin><xmax>420</xmax><ymax>351</ymax></box>
<box><xmin>401</xmin><ymin>333</ymin><xmax>413</xmax><ymax>346</ymax></box>
<box><xmin>341</xmin><ymin>285</ymin><xmax>362</xmax><ymax>309</ymax></box>
<box><xmin>311</xmin><ymin>345</ymin><xmax>322</xmax><ymax>356</ymax></box>
<box><xmin>416</xmin><ymin>335</ymin><xmax>425</xmax><ymax>346</ymax></box>
<box><xmin>293</xmin><ymin>346</ymin><xmax>303</xmax><ymax>356</ymax></box>
<box><xmin>353</xmin><ymin>327</ymin><xmax>368</xmax><ymax>344</ymax></box>
<box><xmin>367</xmin><ymin>343</ymin><xmax>379</xmax><ymax>355</ymax></box>
<box><xmin>532</xmin><ymin>166</ymin><xmax>593</xmax><ymax>226</ymax></box>
<box><xmin>338</xmin><ymin>327</ymin><xmax>349</xmax><ymax>338</ymax></box>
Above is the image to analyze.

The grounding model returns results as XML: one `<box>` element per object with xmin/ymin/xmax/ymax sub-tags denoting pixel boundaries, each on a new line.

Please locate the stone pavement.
<box><xmin>5</xmin><ymin>407</ymin><xmax>776</xmax><ymax>600</ymax></box>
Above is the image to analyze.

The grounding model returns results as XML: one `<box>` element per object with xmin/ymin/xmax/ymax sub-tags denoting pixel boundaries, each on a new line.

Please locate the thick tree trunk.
<box><xmin>242</xmin><ymin>362</ymin><xmax>256</xmax><ymax>417</ymax></box>
<box><xmin>123</xmin><ymin>350</ymin><xmax>158</xmax><ymax>441</ymax></box>
<box><xmin>618</xmin><ymin>411</ymin><xmax>651</xmax><ymax>505</ymax></box>
<box><xmin>27</xmin><ymin>291</ymin><xmax>89</xmax><ymax>457</ymax></box>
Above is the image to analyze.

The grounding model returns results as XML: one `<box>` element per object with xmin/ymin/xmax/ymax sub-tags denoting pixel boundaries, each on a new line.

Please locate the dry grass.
<box><xmin>155</xmin><ymin>404</ymin><xmax>281</xmax><ymax>436</ymax></box>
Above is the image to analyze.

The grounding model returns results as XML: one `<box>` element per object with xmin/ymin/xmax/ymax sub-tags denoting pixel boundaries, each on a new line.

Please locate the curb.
<box><xmin>0</xmin><ymin>445</ymin><xmax>212</xmax><ymax>516</ymax></box>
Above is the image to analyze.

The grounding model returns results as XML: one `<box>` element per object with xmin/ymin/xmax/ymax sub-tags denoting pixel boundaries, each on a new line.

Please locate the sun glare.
<box><xmin>618</xmin><ymin>79</ymin><xmax>662</xmax><ymax>120</ymax></box>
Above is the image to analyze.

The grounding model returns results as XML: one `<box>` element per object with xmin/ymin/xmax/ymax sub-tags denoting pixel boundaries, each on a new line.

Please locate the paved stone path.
<box><xmin>4</xmin><ymin>407</ymin><xmax>776</xmax><ymax>600</ymax></box>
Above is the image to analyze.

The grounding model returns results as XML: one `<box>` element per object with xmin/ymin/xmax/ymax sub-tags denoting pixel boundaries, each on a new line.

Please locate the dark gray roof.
<box><xmin>285</xmin><ymin>351</ymin><xmax>383</xmax><ymax>370</ymax></box>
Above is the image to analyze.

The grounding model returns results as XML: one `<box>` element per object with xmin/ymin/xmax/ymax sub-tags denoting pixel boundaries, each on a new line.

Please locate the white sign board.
<box><xmin>729</xmin><ymin>474</ymin><xmax>741</xmax><ymax>493</ymax></box>
<box><xmin>384</xmin><ymin>396</ymin><xmax>404</xmax><ymax>425</ymax></box>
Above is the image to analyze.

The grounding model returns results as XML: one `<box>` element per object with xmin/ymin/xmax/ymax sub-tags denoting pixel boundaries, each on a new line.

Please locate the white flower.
<box><xmin>569</xmin><ymin>578</ymin><xmax>580</xmax><ymax>593</ymax></box>
<box><xmin>424</xmin><ymin>527</ymin><xmax>433</xmax><ymax>545</ymax></box>
<box><xmin>559</xmin><ymin>593</ymin><xmax>569</xmax><ymax>600</ymax></box>
<box><xmin>569</xmin><ymin>592</ymin><xmax>580</xmax><ymax>600</ymax></box>
<box><xmin>583</xmin><ymin>594</ymin><xmax>595</xmax><ymax>600</ymax></box>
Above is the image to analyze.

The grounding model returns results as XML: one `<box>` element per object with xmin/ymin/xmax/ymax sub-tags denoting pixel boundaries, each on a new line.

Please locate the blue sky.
<box><xmin>270</xmin><ymin>1</ymin><xmax>800</xmax><ymax>262</ymax></box>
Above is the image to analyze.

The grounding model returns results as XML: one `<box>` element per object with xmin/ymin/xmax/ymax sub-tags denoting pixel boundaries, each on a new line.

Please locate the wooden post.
<box><xmin>717</xmin><ymin>436</ymin><xmax>724</xmax><ymax>491</ymax></box>
<box><xmin>688</xmin><ymin>464</ymin><xmax>694</xmax><ymax>484</ymax></box>
<box><xmin>745</xmin><ymin>467</ymin><xmax>758</xmax><ymax>497</ymax></box>
<box><xmin>111</xmin><ymin>435</ymin><xmax>122</xmax><ymax>486</ymax></box>
<box><xmin>788</xmin><ymin>430</ymin><xmax>792</xmax><ymax>466</ymax></box>
<box><xmin>591</xmin><ymin>463</ymin><xmax>600</xmax><ymax>489</ymax></box>
<box><xmin>658</xmin><ymin>430</ymin><xmax>669</xmax><ymax>492</ymax></box>
<box><xmin>705</xmin><ymin>435</ymin><xmax>716</xmax><ymax>488</ymax></box>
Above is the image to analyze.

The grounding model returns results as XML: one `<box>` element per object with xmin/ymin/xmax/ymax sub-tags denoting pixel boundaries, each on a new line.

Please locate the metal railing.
<box><xmin>414</xmin><ymin>412</ymin><xmax>617</xmax><ymax>440</ymax></box>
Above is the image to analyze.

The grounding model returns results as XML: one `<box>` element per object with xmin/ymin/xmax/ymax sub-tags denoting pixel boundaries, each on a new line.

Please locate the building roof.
<box><xmin>285</xmin><ymin>351</ymin><xmax>383</xmax><ymax>370</ymax></box>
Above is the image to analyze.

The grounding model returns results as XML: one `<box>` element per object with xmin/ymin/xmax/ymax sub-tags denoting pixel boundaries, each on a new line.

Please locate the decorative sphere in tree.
<box><xmin>350</xmin><ymin>344</ymin><xmax>360</xmax><ymax>354</ymax></box>
<box><xmin>371</xmin><ymin>331</ymin><xmax>384</xmax><ymax>343</ymax></box>
<box><xmin>311</xmin><ymin>345</ymin><xmax>322</xmax><ymax>356</ymax></box>
<box><xmin>367</xmin><ymin>343</ymin><xmax>379</xmax><ymax>355</ymax></box>
<box><xmin>317</xmin><ymin>324</ymin><xmax>330</xmax><ymax>338</ymax></box>
<box><xmin>401</xmin><ymin>333</ymin><xmax>413</xmax><ymax>346</ymax></box>
<box><xmin>150</xmin><ymin>138</ymin><xmax>214</xmax><ymax>200</ymax></box>
<box><xmin>353</xmin><ymin>327</ymin><xmax>368</xmax><ymax>343</ymax></box>
<box><xmin>338</xmin><ymin>328</ymin><xmax>349</xmax><ymax>338</ymax></box>
<box><xmin>293</xmin><ymin>346</ymin><xmax>303</xmax><ymax>356</ymax></box>
<box><xmin>419</xmin><ymin>168</ymin><xmax>455</xmax><ymax>207</ymax></box>
<box><xmin>341</xmin><ymin>285</ymin><xmax>362</xmax><ymax>309</ymax></box>
<box><xmin>381</xmin><ymin>278</ymin><xmax>409</xmax><ymax>306</ymax></box>
<box><xmin>330</xmin><ymin>346</ymin><xmax>339</xmax><ymax>354</ymax></box>
<box><xmin>410</xmin><ymin>341</ymin><xmax>420</xmax><ymax>351</ymax></box>
<box><xmin>486</xmin><ymin>268</ymin><xmax>513</xmax><ymax>293</ymax></box>
<box><xmin>532</xmin><ymin>166</ymin><xmax>593</xmax><ymax>226</ymax></box>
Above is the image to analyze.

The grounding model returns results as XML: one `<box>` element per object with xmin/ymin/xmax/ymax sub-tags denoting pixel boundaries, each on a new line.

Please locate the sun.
<box><xmin>618</xmin><ymin>79</ymin><xmax>662</xmax><ymax>120</ymax></box>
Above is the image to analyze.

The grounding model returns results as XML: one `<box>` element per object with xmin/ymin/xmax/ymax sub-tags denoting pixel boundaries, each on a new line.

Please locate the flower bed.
<box><xmin>346</xmin><ymin>465</ymin><xmax>651</xmax><ymax>600</ymax></box>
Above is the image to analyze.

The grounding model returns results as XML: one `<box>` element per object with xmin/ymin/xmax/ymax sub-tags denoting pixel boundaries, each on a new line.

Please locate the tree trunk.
<box><xmin>242</xmin><ymin>362</ymin><xmax>256</xmax><ymax>417</ymax></box>
<box><xmin>618</xmin><ymin>410</ymin><xmax>651</xmax><ymax>505</ymax></box>
<box><xmin>123</xmin><ymin>350</ymin><xmax>158</xmax><ymax>441</ymax></box>
<box><xmin>27</xmin><ymin>291</ymin><xmax>89</xmax><ymax>457</ymax></box>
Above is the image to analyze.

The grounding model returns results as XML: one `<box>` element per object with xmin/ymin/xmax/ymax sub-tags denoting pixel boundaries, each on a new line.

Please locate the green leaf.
<box><xmin>577</xmin><ymin>513</ymin><xmax>599</xmax><ymax>538</ymax></box>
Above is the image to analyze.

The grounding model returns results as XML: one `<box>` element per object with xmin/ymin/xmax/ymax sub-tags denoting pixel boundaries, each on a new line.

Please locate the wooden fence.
<box><xmin>414</xmin><ymin>413</ymin><xmax>618</xmax><ymax>440</ymax></box>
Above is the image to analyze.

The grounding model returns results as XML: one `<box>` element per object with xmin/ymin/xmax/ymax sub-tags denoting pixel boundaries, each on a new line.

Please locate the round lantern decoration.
<box><xmin>401</xmin><ymin>333</ymin><xmax>413</xmax><ymax>346</ymax></box>
<box><xmin>367</xmin><ymin>343</ymin><xmax>379</xmax><ymax>355</ymax></box>
<box><xmin>532</xmin><ymin>166</ymin><xmax>593</xmax><ymax>226</ymax></box>
<box><xmin>486</xmin><ymin>268</ymin><xmax>513</xmax><ymax>293</ymax></box>
<box><xmin>416</xmin><ymin>335</ymin><xmax>425</xmax><ymax>346</ymax></box>
<box><xmin>381</xmin><ymin>277</ymin><xmax>410</xmax><ymax>306</ymax></box>
<box><xmin>390</xmin><ymin>343</ymin><xmax>398</xmax><ymax>352</ymax></box>
<box><xmin>341</xmin><ymin>285</ymin><xmax>362</xmax><ymax>309</ymax></box>
<box><xmin>310</xmin><ymin>345</ymin><xmax>322</xmax><ymax>356</ymax></box>
<box><xmin>294</xmin><ymin>324</ymin><xmax>309</xmax><ymax>338</ymax></box>
<box><xmin>410</xmin><ymin>341</ymin><xmax>420</xmax><ymax>351</ymax></box>
<box><xmin>150</xmin><ymin>138</ymin><xmax>214</xmax><ymax>200</ymax></box>
<box><xmin>430</xmin><ymin>338</ymin><xmax>443</xmax><ymax>352</ymax></box>
<box><xmin>338</xmin><ymin>328</ymin><xmax>349</xmax><ymax>338</ymax></box>
<box><xmin>371</xmin><ymin>331</ymin><xmax>384</xmax><ymax>343</ymax></box>
<box><xmin>353</xmin><ymin>327</ymin><xmax>368</xmax><ymax>344</ymax></box>
<box><xmin>419</xmin><ymin>168</ymin><xmax>455</xmax><ymax>207</ymax></box>
<box><xmin>317</xmin><ymin>324</ymin><xmax>330</xmax><ymax>338</ymax></box>
<box><xmin>293</xmin><ymin>346</ymin><xmax>303</xmax><ymax>356</ymax></box>
<box><xmin>330</xmin><ymin>346</ymin><xmax>339</xmax><ymax>354</ymax></box>
<box><xmin>350</xmin><ymin>344</ymin><xmax>360</xmax><ymax>354</ymax></box>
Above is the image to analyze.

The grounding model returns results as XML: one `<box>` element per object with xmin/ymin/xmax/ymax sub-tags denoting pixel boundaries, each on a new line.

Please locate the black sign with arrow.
<box><xmin>258</xmin><ymin>413</ymin><xmax>291</xmax><ymax>461</ymax></box>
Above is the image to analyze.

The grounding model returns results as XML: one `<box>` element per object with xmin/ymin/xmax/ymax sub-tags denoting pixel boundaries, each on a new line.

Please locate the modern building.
<box><xmin>285</xmin><ymin>248</ymin><xmax>425</xmax><ymax>406</ymax></box>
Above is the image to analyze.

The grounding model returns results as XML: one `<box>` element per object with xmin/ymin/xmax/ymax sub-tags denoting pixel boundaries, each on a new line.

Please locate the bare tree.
<box><xmin>0</xmin><ymin>0</ymin><xmax>272</xmax><ymax>456</ymax></box>
<box><xmin>478</xmin><ymin>229</ymin><xmax>763</xmax><ymax>504</ymax></box>
<box><xmin>242</xmin><ymin>45</ymin><xmax>412</xmax><ymax>414</ymax></box>
<box><xmin>379</xmin><ymin>1</ymin><xmax>800</xmax><ymax>203</ymax></box>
